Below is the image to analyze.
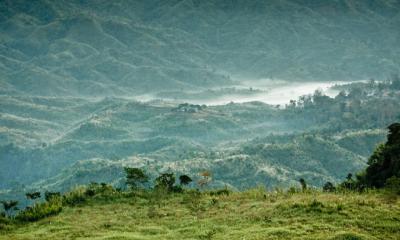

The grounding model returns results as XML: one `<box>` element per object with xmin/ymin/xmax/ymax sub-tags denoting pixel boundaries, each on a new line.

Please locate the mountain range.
<box><xmin>1</xmin><ymin>0</ymin><xmax>400</xmax><ymax>96</ymax></box>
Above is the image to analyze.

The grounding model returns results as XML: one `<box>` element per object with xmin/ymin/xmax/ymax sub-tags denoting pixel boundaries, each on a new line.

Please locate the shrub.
<box><xmin>62</xmin><ymin>188</ymin><xmax>86</xmax><ymax>206</ymax></box>
<box><xmin>25</xmin><ymin>192</ymin><xmax>41</xmax><ymax>201</ymax></box>
<box><xmin>0</xmin><ymin>213</ymin><xmax>11</xmax><ymax>230</ymax></box>
<box><xmin>1</xmin><ymin>200</ymin><xmax>19</xmax><ymax>217</ymax></box>
<box><xmin>155</xmin><ymin>173</ymin><xmax>176</xmax><ymax>192</ymax></box>
<box><xmin>179</xmin><ymin>175</ymin><xmax>192</xmax><ymax>185</ymax></box>
<box><xmin>385</xmin><ymin>176</ymin><xmax>400</xmax><ymax>194</ymax></box>
<box><xmin>16</xmin><ymin>198</ymin><xmax>62</xmax><ymax>222</ymax></box>
<box><xmin>44</xmin><ymin>191</ymin><xmax>61</xmax><ymax>202</ymax></box>
<box><xmin>299</xmin><ymin>178</ymin><xmax>307</xmax><ymax>191</ymax></box>
<box><xmin>323</xmin><ymin>182</ymin><xmax>336</xmax><ymax>192</ymax></box>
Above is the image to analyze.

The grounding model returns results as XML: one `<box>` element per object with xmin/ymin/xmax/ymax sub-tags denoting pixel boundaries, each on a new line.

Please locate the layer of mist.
<box><xmin>133</xmin><ymin>80</ymin><xmax>360</xmax><ymax>106</ymax></box>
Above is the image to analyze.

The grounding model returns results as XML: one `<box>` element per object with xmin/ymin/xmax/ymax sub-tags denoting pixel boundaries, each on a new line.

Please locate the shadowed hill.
<box><xmin>1</xmin><ymin>0</ymin><xmax>400</xmax><ymax>96</ymax></box>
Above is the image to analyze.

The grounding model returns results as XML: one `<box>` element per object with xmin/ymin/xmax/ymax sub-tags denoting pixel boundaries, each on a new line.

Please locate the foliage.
<box><xmin>179</xmin><ymin>175</ymin><xmax>192</xmax><ymax>185</ymax></box>
<box><xmin>25</xmin><ymin>192</ymin><xmax>41</xmax><ymax>200</ymax></box>
<box><xmin>385</xmin><ymin>176</ymin><xmax>400</xmax><ymax>195</ymax></box>
<box><xmin>25</xmin><ymin>192</ymin><xmax>40</xmax><ymax>200</ymax></box>
<box><xmin>0</xmin><ymin>200</ymin><xmax>18</xmax><ymax>217</ymax></box>
<box><xmin>155</xmin><ymin>173</ymin><xmax>176</xmax><ymax>192</ymax></box>
<box><xmin>124</xmin><ymin>167</ymin><xmax>148</xmax><ymax>189</ymax></box>
<box><xmin>299</xmin><ymin>178</ymin><xmax>307</xmax><ymax>191</ymax></box>
<box><xmin>62</xmin><ymin>188</ymin><xmax>86</xmax><ymax>206</ymax></box>
<box><xmin>323</xmin><ymin>182</ymin><xmax>336</xmax><ymax>192</ymax></box>
<box><xmin>16</xmin><ymin>198</ymin><xmax>62</xmax><ymax>222</ymax></box>
<box><xmin>1</xmin><ymin>81</ymin><xmax>400</xmax><ymax>191</ymax></box>
<box><xmin>357</xmin><ymin>123</ymin><xmax>400</xmax><ymax>188</ymax></box>
<box><xmin>44</xmin><ymin>191</ymin><xmax>61</xmax><ymax>201</ymax></box>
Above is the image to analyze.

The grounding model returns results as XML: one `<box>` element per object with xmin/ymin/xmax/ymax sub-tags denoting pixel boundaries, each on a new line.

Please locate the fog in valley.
<box><xmin>1</xmin><ymin>0</ymin><xmax>399</xmax><ymax>208</ymax></box>
<box><xmin>144</xmin><ymin>80</ymin><xmax>355</xmax><ymax>106</ymax></box>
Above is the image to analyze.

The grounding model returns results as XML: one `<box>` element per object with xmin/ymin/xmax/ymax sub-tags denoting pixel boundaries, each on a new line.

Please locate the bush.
<box><xmin>0</xmin><ymin>213</ymin><xmax>11</xmax><ymax>230</ymax></box>
<box><xmin>16</xmin><ymin>198</ymin><xmax>62</xmax><ymax>222</ymax></box>
<box><xmin>155</xmin><ymin>173</ymin><xmax>176</xmax><ymax>192</ymax></box>
<box><xmin>299</xmin><ymin>178</ymin><xmax>307</xmax><ymax>191</ymax></box>
<box><xmin>287</xmin><ymin>187</ymin><xmax>299</xmax><ymax>194</ymax></box>
<box><xmin>385</xmin><ymin>176</ymin><xmax>400</xmax><ymax>194</ymax></box>
<box><xmin>45</xmin><ymin>191</ymin><xmax>61</xmax><ymax>202</ymax></box>
<box><xmin>62</xmin><ymin>188</ymin><xmax>86</xmax><ymax>206</ymax></box>
<box><xmin>179</xmin><ymin>175</ymin><xmax>193</xmax><ymax>185</ymax></box>
<box><xmin>323</xmin><ymin>182</ymin><xmax>336</xmax><ymax>192</ymax></box>
<box><xmin>86</xmin><ymin>182</ymin><xmax>118</xmax><ymax>197</ymax></box>
<box><xmin>1</xmin><ymin>200</ymin><xmax>19</xmax><ymax>217</ymax></box>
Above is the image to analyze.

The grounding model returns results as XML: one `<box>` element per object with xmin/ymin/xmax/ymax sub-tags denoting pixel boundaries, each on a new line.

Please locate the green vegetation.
<box><xmin>359</xmin><ymin>123</ymin><xmax>400</xmax><ymax>189</ymax></box>
<box><xmin>0</xmin><ymin>188</ymin><xmax>399</xmax><ymax>239</ymax></box>
<box><xmin>0</xmin><ymin>201</ymin><xmax>18</xmax><ymax>218</ymax></box>
<box><xmin>124</xmin><ymin>167</ymin><xmax>148</xmax><ymax>189</ymax></box>
<box><xmin>1</xmin><ymin>80</ymin><xmax>399</xmax><ymax>194</ymax></box>
<box><xmin>15</xmin><ymin>198</ymin><xmax>62</xmax><ymax>222</ymax></box>
<box><xmin>2</xmin><ymin>131</ymin><xmax>400</xmax><ymax>238</ymax></box>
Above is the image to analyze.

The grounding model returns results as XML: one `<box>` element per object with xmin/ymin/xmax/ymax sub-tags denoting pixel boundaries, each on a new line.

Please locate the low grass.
<box><xmin>0</xmin><ymin>188</ymin><xmax>399</xmax><ymax>240</ymax></box>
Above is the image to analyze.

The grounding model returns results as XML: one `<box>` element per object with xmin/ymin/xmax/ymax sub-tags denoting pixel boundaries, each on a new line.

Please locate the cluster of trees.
<box><xmin>1</xmin><ymin>190</ymin><xmax>61</xmax><ymax>220</ymax></box>
<box><xmin>124</xmin><ymin>167</ymin><xmax>201</xmax><ymax>192</ymax></box>
<box><xmin>317</xmin><ymin>123</ymin><xmax>400</xmax><ymax>193</ymax></box>
<box><xmin>353</xmin><ymin>123</ymin><xmax>400</xmax><ymax>192</ymax></box>
<box><xmin>283</xmin><ymin>79</ymin><xmax>400</xmax><ymax>133</ymax></box>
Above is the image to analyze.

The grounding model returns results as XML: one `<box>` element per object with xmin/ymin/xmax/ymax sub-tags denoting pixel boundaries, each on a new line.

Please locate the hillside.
<box><xmin>2</xmin><ymin>81</ymin><xmax>400</xmax><ymax>195</ymax></box>
<box><xmin>1</xmin><ymin>0</ymin><xmax>400</xmax><ymax>96</ymax></box>
<box><xmin>1</xmin><ymin>189</ymin><xmax>399</xmax><ymax>240</ymax></box>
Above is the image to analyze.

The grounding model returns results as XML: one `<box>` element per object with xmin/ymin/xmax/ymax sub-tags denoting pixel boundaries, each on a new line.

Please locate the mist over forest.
<box><xmin>1</xmin><ymin>1</ymin><xmax>400</xmax><ymax>239</ymax></box>
<box><xmin>1</xmin><ymin>0</ymin><xmax>400</xmax><ymax>209</ymax></box>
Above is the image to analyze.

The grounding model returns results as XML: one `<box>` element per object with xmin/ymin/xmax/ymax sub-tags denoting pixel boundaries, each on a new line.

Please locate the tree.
<box><xmin>179</xmin><ymin>175</ymin><xmax>192</xmax><ymax>186</ymax></box>
<box><xmin>385</xmin><ymin>176</ymin><xmax>400</xmax><ymax>194</ymax></box>
<box><xmin>323</xmin><ymin>182</ymin><xmax>335</xmax><ymax>192</ymax></box>
<box><xmin>299</xmin><ymin>178</ymin><xmax>307</xmax><ymax>191</ymax></box>
<box><xmin>198</xmin><ymin>171</ymin><xmax>212</xmax><ymax>188</ymax></box>
<box><xmin>341</xmin><ymin>173</ymin><xmax>356</xmax><ymax>190</ymax></box>
<box><xmin>155</xmin><ymin>173</ymin><xmax>176</xmax><ymax>192</ymax></box>
<box><xmin>124</xmin><ymin>167</ymin><xmax>148</xmax><ymax>189</ymax></box>
<box><xmin>361</xmin><ymin>123</ymin><xmax>400</xmax><ymax>188</ymax></box>
<box><xmin>26</xmin><ymin>192</ymin><xmax>41</xmax><ymax>201</ymax></box>
<box><xmin>346</xmin><ymin>173</ymin><xmax>353</xmax><ymax>181</ymax></box>
<box><xmin>1</xmin><ymin>200</ymin><xmax>18</xmax><ymax>217</ymax></box>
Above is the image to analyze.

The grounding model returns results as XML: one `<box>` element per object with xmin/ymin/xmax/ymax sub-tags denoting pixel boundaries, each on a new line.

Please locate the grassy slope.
<box><xmin>1</xmin><ymin>190</ymin><xmax>399</xmax><ymax>240</ymax></box>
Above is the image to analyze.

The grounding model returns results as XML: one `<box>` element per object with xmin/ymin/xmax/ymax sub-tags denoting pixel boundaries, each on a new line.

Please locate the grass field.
<box><xmin>1</xmin><ymin>189</ymin><xmax>399</xmax><ymax>240</ymax></box>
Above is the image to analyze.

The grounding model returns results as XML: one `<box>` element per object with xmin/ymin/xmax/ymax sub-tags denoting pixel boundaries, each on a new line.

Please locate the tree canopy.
<box><xmin>358</xmin><ymin>123</ymin><xmax>400</xmax><ymax>188</ymax></box>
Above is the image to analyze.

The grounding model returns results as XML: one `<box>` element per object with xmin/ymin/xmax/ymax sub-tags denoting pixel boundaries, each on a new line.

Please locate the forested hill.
<box><xmin>1</xmin><ymin>0</ymin><xmax>400</xmax><ymax>96</ymax></box>
<box><xmin>1</xmin><ymin>81</ymin><xmax>399</xmax><ymax>194</ymax></box>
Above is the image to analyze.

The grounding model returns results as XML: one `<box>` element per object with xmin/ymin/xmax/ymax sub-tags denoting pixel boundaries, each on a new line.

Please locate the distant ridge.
<box><xmin>1</xmin><ymin>0</ymin><xmax>400</xmax><ymax>96</ymax></box>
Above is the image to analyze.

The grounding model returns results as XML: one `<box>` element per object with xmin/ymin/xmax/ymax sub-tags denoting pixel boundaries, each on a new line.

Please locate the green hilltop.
<box><xmin>1</xmin><ymin>189</ymin><xmax>399</xmax><ymax>240</ymax></box>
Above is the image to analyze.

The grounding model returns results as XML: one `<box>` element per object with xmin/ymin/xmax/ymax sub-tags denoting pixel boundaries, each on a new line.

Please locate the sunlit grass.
<box><xmin>1</xmin><ymin>189</ymin><xmax>399</xmax><ymax>239</ymax></box>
